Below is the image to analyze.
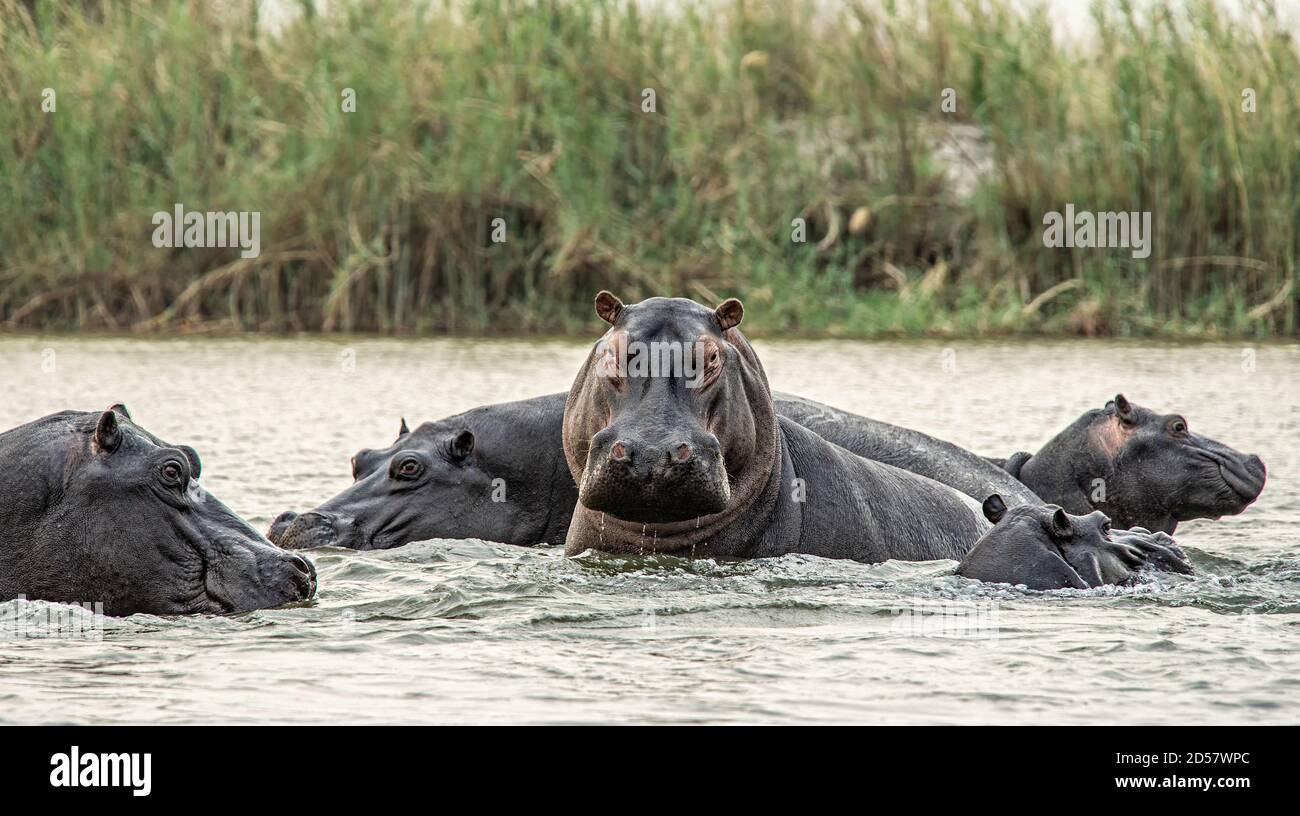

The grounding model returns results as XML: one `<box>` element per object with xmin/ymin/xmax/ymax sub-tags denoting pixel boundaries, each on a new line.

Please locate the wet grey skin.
<box><xmin>272</xmin><ymin>395</ymin><xmax>577</xmax><ymax>551</ymax></box>
<box><xmin>957</xmin><ymin>494</ymin><xmax>1194</xmax><ymax>589</ymax></box>
<box><xmin>558</xmin><ymin>292</ymin><xmax>992</xmax><ymax>561</ymax></box>
<box><xmin>0</xmin><ymin>406</ymin><xmax>316</xmax><ymax>616</ymax></box>
<box><xmin>771</xmin><ymin>394</ymin><xmax>1039</xmax><ymax>507</ymax></box>
<box><xmin>988</xmin><ymin>394</ymin><xmax>1267</xmax><ymax>534</ymax></box>
<box><xmin>271</xmin><ymin>395</ymin><xmax>1032</xmax><ymax>551</ymax></box>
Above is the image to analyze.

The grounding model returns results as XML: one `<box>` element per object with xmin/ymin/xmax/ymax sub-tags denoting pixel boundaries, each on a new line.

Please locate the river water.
<box><xmin>1</xmin><ymin>336</ymin><xmax>1296</xmax><ymax>724</ymax></box>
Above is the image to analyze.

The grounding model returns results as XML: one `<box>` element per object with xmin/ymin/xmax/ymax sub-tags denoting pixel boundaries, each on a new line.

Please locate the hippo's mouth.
<box><xmin>1219</xmin><ymin>460</ymin><xmax>1265</xmax><ymax>504</ymax></box>
<box><xmin>578</xmin><ymin>461</ymin><xmax>731</xmax><ymax>523</ymax></box>
<box><xmin>196</xmin><ymin>533</ymin><xmax>318</xmax><ymax>613</ymax></box>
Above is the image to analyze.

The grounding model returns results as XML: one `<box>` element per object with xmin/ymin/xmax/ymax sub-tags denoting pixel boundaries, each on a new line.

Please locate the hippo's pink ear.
<box><xmin>94</xmin><ymin>409</ymin><xmax>122</xmax><ymax>454</ymax></box>
<box><xmin>715</xmin><ymin>298</ymin><xmax>744</xmax><ymax>331</ymax></box>
<box><xmin>109</xmin><ymin>402</ymin><xmax>132</xmax><ymax>420</ymax></box>
<box><xmin>982</xmin><ymin>495</ymin><xmax>1007</xmax><ymax>524</ymax></box>
<box><xmin>595</xmin><ymin>291</ymin><xmax>624</xmax><ymax>325</ymax></box>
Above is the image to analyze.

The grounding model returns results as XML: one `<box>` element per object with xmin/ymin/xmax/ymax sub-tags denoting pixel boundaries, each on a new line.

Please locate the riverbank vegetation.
<box><xmin>1</xmin><ymin>0</ymin><xmax>1296</xmax><ymax>337</ymax></box>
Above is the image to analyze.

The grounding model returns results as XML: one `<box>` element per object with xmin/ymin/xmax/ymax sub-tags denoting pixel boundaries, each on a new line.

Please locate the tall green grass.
<box><xmin>0</xmin><ymin>0</ymin><xmax>1296</xmax><ymax>336</ymax></box>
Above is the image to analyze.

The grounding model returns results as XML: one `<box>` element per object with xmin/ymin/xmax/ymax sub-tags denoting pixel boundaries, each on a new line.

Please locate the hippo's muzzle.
<box><xmin>267</xmin><ymin>510</ymin><xmax>300</xmax><ymax>545</ymax></box>
<box><xmin>277</xmin><ymin>510</ymin><xmax>352</xmax><ymax>550</ymax></box>
<box><xmin>1220</xmin><ymin>454</ymin><xmax>1266</xmax><ymax>506</ymax></box>
<box><xmin>280</xmin><ymin>550</ymin><xmax>319</xmax><ymax>600</ymax></box>
<box><xmin>201</xmin><ymin>532</ymin><xmax>318</xmax><ymax>613</ymax></box>
<box><xmin>579</xmin><ymin>426</ymin><xmax>730</xmax><ymax>523</ymax></box>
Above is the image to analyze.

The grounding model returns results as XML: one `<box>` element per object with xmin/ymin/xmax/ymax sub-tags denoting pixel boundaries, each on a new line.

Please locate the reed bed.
<box><xmin>0</xmin><ymin>0</ymin><xmax>1296</xmax><ymax>336</ymax></box>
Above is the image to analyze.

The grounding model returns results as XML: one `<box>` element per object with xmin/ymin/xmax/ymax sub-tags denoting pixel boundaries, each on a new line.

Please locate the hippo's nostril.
<box><xmin>610</xmin><ymin>441</ymin><xmax>631</xmax><ymax>463</ymax></box>
<box><xmin>284</xmin><ymin>552</ymin><xmax>317</xmax><ymax>599</ymax></box>
<box><xmin>289</xmin><ymin>553</ymin><xmax>314</xmax><ymax>577</ymax></box>
<box><xmin>674</xmin><ymin>443</ymin><xmax>692</xmax><ymax>463</ymax></box>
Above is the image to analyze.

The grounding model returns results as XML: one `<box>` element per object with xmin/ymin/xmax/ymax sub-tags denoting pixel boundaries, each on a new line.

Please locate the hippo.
<box><xmin>0</xmin><ymin>406</ymin><xmax>317</xmax><ymax>616</ymax></box>
<box><xmin>988</xmin><ymin>395</ymin><xmax>1266</xmax><ymax>534</ymax></box>
<box><xmin>957</xmin><ymin>495</ymin><xmax>1193</xmax><ymax>589</ymax></box>
<box><xmin>273</xmin><ymin>396</ymin><xmax>1032</xmax><ymax>552</ymax></box>
<box><xmin>560</xmin><ymin>292</ymin><xmax>992</xmax><ymax>561</ymax></box>
<box><xmin>273</xmin><ymin>395</ymin><xmax>577</xmax><ymax>551</ymax></box>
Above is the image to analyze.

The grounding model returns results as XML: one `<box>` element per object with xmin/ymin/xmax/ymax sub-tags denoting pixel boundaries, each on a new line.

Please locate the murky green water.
<box><xmin>1</xmin><ymin>336</ymin><xmax>1297</xmax><ymax>723</ymax></box>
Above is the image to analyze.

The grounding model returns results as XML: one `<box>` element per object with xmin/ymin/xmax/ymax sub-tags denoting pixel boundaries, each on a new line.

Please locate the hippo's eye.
<box><xmin>696</xmin><ymin>340</ymin><xmax>723</xmax><ymax>387</ymax></box>
<box><xmin>1169</xmin><ymin>418</ymin><xmax>1188</xmax><ymax>436</ymax></box>
<box><xmin>159</xmin><ymin>460</ymin><xmax>186</xmax><ymax>486</ymax></box>
<box><xmin>393</xmin><ymin>457</ymin><xmax>424</xmax><ymax>481</ymax></box>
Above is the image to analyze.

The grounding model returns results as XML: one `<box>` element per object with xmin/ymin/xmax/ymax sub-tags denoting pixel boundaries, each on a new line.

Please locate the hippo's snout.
<box><xmin>203</xmin><ymin>531</ymin><xmax>318</xmax><ymax>611</ymax></box>
<box><xmin>1222</xmin><ymin>454</ymin><xmax>1266</xmax><ymax>504</ymax></box>
<box><xmin>278</xmin><ymin>511</ymin><xmax>345</xmax><ymax>550</ymax></box>
<box><xmin>249</xmin><ymin>544</ymin><xmax>317</xmax><ymax>606</ymax></box>
<box><xmin>267</xmin><ymin>510</ymin><xmax>300</xmax><ymax>544</ymax></box>
<box><xmin>280</xmin><ymin>550</ymin><xmax>318</xmax><ymax>601</ymax></box>
<box><xmin>581</xmin><ymin>427</ymin><xmax>729</xmax><ymax>523</ymax></box>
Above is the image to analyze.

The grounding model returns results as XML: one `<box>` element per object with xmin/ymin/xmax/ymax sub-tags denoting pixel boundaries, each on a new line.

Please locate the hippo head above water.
<box><xmin>273</xmin><ymin>419</ymin><xmax>484</xmax><ymax>550</ymax></box>
<box><xmin>566</xmin><ymin>292</ymin><xmax>748</xmax><ymax>523</ymax></box>
<box><xmin>271</xmin><ymin>395</ymin><xmax>575</xmax><ymax>550</ymax></box>
<box><xmin>957</xmin><ymin>495</ymin><xmax>1193</xmax><ymax>590</ymax></box>
<box><xmin>562</xmin><ymin>292</ymin><xmax>778</xmax><ymax>552</ymax></box>
<box><xmin>0</xmin><ymin>406</ymin><xmax>316</xmax><ymax>616</ymax></box>
<box><xmin>1006</xmin><ymin>395</ymin><xmax>1266</xmax><ymax>534</ymax></box>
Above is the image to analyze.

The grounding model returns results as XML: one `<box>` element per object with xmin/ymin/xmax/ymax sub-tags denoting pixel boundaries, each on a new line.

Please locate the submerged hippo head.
<box><xmin>957</xmin><ymin>495</ymin><xmax>1192</xmax><ymax>590</ymax></box>
<box><xmin>0</xmin><ymin>406</ymin><xmax>316</xmax><ymax>616</ymax></box>
<box><xmin>274</xmin><ymin>419</ymin><xmax>483</xmax><ymax>550</ymax></box>
<box><xmin>566</xmin><ymin>289</ymin><xmax>764</xmax><ymax>524</ymax></box>
<box><xmin>1009</xmin><ymin>395</ymin><xmax>1266</xmax><ymax>534</ymax></box>
<box><xmin>273</xmin><ymin>396</ymin><xmax>573</xmax><ymax>550</ymax></box>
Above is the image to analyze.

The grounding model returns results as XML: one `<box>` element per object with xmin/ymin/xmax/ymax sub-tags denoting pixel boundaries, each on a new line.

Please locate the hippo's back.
<box><xmin>777</xmin><ymin>417</ymin><xmax>991</xmax><ymax>563</ymax></box>
<box><xmin>772</xmin><ymin>393</ymin><xmax>1040</xmax><ymax>507</ymax></box>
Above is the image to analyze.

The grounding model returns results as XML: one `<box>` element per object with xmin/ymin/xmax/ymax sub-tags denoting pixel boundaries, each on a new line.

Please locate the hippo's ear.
<box><xmin>93</xmin><ymin>409</ymin><xmax>122</xmax><ymax>454</ymax></box>
<box><xmin>398</xmin><ymin>417</ymin><xmax>410</xmax><ymax>438</ymax></box>
<box><xmin>594</xmin><ymin>291</ymin><xmax>624</xmax><ymax>325</ymax></box>
<box><xmin>109</xmin><ymin>402</ymin><xmax>132</xmax><ymax>420</ymax></box>
<box><xmin>450</xmin><ymin>429</ymin><xmax>475</xmax><ymax>461</ymax></box>
<box><xmin>1049</xmin><ymin>507</ymin><xmax>1074</xmax><ymax>539</ymax></box>
<box><xmin>714</xmin><ymin>298</ymin><xmax>744</xmax><ymax>331</ymax></box>
<box><xmin>1113</xmin><ymin>393</ymin><xmax>1135</xmax><ymax>424</ymax></box>
<box><xmin>981</xmin><ymin>494</ymin><xmax>1008</xmax><ymax>524</ymax></box>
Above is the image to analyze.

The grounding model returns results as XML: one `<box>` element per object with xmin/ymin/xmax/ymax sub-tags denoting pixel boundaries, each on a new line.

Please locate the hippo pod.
<box><xmin>275</xmin><ymin>387</ymin><xmax>1266</xmax><ymax>554</ymax></box>
<box><xmin>272</xmin><ymin>388</ymin><xmax>1033</xmax><ymax>552</ymax></box>
<box><xmin>0</xmin><ymin>406</ymin><xmax>316</xmax><ymax>616</ymax></box>
<box><xmin>988</xmin><ymin>394</ymin><xmax>1266</xmax><ymax>534</ymax></box>
<box><xmin>957</xmin><ymin>495</ymin><xmax>1194</xmax><ymax>590</ymax></box>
